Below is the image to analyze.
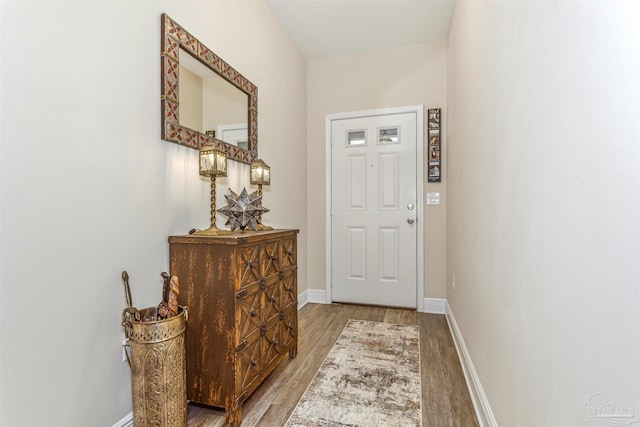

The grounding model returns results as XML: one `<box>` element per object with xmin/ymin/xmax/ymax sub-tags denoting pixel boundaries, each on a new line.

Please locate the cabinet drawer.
<box><xmin>279</xmin><ymin>268</ymin><xmax>297</xmax><ymax>310</ymax></box>
<box><xmin>280</xmin><ymin>236</ymin><xmax>297</xmax><ymax>269</ymax></box>
<box><xmin>261</xmin><ymin>240</ymin><xmax>280</xmax><ymax>278</ymax></box>
<box><xmin>235</xmin><ymin>335</ymin><xmax>262</xmax><ymax>393</ymax></box>
<box><xmin>262</xmin><ymin>275</ymin><xmax>281</xmax><ymax>324</ymax></box>
<box><xmin>280</xmin><ymin>306</ymin><xmax>297</xmax><ymax>351</ymax></box>
<box><xmin>262</xmin><ymin>316</ymin><xmax>284</xmax><ymax>368</ymax></box>
<box><xmin>236</xmin><ymin>281</ymin><xmax>262</xmax><ymax>342</ymax></box>
<box><xmin>237</xmin><ymin>244</ymin><xmax>261</xmax><ymax>289</ymax></box>
<box><xmin>236</xmin><ymin>316</ymin><xmax>283</xmax><ymax>394</ymax></box>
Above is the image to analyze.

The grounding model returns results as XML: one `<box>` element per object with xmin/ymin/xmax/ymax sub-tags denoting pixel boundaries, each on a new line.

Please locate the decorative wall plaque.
<box><xmin>427</xmin><ymin>108</ymin><xmax>441</xmax><ymax>183</ymax></box>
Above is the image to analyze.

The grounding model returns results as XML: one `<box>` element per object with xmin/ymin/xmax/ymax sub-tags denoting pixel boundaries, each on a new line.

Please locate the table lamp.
<box><xmin>250</xmin><ymin>159</ymin><xmax>273</xmax><ymax>231</ymax></box>
<box><xmin>194</xmin><ymin>146</ymin><xmax>231</xmax><ymax>235</ymax></box>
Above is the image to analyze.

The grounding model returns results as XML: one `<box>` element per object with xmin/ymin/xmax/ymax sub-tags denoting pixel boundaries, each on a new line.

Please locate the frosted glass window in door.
<box><xmin>346</xmin><ymin>130</ymin><xmax>367</xmax><ymax>147</ymax></box>
<box><xmin>378</xmin><ymin>126</ymin><xmax>399</xmax><ymax>145</ymax></box>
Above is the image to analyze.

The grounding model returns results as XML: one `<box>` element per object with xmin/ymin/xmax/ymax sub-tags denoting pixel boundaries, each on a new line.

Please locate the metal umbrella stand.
<box><xmin>121</xmin><ymin>272</ymin><xmax>188</xmax><ymax>427</ymax></box>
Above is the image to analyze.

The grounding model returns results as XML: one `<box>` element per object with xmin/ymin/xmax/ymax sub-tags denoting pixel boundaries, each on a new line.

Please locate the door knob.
<box><xmin>407</xmin><ymin>217</ymin><xmax>415</xmax><ymax>224</ymax></box>
<box><xmin>407</xmin><ymin>203</ymin><xmax>415</xmax><ymax>210</ymax></box>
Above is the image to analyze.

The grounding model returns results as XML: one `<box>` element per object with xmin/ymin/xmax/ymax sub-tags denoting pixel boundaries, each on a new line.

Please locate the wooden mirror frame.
<box><xmin>161</xmin><ymin>14</ymin><xmax>258</xmax><ymax>164</ymax></box>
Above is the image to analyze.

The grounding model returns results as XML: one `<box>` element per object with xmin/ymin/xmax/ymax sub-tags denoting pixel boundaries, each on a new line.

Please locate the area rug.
<box><xmin>286</xmin><ymin>320</ymin><xmax>421</xmax><ymax>426</ymax></box>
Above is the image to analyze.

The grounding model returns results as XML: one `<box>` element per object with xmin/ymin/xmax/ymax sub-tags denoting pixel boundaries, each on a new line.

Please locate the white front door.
<box><xmin>330</xmin><ymin>109</ymin><xmax>420</xmax><ymax>308</ymax></box>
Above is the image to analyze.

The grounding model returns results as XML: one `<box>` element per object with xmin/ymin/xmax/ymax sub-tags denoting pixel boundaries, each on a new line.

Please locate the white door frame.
<box><xmin>325</xmin><ymin>105</ymin><xmax>424</xmax><ymax>312</ymax></box>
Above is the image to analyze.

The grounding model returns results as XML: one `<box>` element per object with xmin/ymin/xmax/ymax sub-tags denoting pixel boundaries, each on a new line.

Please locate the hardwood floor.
<box><xmin>187</xmin><ymin>303</ymin><xmax>479</xmax><ymax>427</ymax></box>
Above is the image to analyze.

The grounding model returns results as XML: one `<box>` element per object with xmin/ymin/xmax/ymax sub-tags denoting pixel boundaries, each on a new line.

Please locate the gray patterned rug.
<box><xmin>286</xmin><ymin>320</ymin><xmax>421</xmax><ymax>426</ymax></box>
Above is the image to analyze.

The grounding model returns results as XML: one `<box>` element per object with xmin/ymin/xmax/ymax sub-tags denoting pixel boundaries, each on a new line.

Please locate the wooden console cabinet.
<box><xmin>168</xmin><ymin>229</ymin><xmax>298</xmax><ymax>427</ymax></box>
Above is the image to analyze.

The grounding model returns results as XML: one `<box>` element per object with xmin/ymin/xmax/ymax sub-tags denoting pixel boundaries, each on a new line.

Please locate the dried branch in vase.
<box><xmin>158</xmin><ymin>272</ymin><xmax>180</xmax><ymax>320</ymax></box>
<box><xmin>168</xmin><ymin>275</ymin><xmax>180</xmax><ymax>316</ymax></box>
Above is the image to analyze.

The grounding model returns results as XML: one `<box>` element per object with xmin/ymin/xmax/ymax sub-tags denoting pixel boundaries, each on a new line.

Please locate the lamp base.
<box><xmin>256</xmin><ymin>223</ymin><xmax>273</xmax><ymax>231</ymax></box>
<box><xmin>193</xmin><ymin>226</ymin><xmax>232</xmax><ymax>236</ymax></box>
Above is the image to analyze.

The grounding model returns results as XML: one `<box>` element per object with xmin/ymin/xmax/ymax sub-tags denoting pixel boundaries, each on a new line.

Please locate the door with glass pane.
<box><xmin>330</xmin><ymin>110</ymin><xmax>418</xmax><ymax>308</ymax></box>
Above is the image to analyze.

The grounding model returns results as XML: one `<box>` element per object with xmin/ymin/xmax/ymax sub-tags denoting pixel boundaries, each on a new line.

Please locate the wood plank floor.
<box><xmin>187</xmin><ymin>303</ymin><xmax>479</xmax><ymax>427</ymax></box>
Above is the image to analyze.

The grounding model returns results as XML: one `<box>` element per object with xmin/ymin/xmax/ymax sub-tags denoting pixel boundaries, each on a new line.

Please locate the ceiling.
<box><xmin>265</xmin><ymin>0</ymin><xmax>455</xmax><ymax>60</ymax></box>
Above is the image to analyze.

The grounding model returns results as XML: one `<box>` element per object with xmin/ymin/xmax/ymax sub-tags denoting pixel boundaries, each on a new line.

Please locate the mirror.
<box><xmin>161</xmin><ymin>14</ymin><xmax>258</xmax><ymax>164</ymax></box>
<box><xmin>179</xmin><ymin>50</ymin><xmax>249</xmax><ymax>150</ymax></box>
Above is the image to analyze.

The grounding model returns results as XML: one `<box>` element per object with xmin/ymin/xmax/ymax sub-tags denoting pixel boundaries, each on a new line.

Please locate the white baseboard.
<box><xmin>111</xmin><ymin>412</ymin><xmax>133</xmax><ymax>427</ymax></box>
<box><xmin>445</xmin><ymin>301</ymin><xmax>498</xmax><ymax>427</ymax></box>
<box><xmin>305</xmin><ymin>289</ymin><xmax>328</xmax><ymax>304</ymax></box>
<box><xmin>298</xmin><ymin>289</ymin><xmax>328</xmax><ymax>308</ymax></box>
<box><xmin>423</xmin><ymin>297</ymin><xmax>446</xmax><ymax>314</ymax></box>
<box><xmin>298</xmin><ymin>290</ymin><xmax>309</xmax><ymax>308</ymax></box>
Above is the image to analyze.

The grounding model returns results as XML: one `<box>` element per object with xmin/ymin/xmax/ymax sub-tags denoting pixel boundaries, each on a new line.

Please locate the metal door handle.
<box><xmin>407</xmin><ymin>203</ymin><xmax>414</xmax><ymax>210</ymax></box>
<box><xmin>407</xmin><ymin>217</ymin><xmax>415</xmax><ymax>224</ymax></box>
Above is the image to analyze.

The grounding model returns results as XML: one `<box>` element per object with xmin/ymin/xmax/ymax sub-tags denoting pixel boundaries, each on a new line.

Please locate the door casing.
<box><xmin>325</xmin><ymin>105</ymin><xmax>425</xmax><ymax>312</ymax></box>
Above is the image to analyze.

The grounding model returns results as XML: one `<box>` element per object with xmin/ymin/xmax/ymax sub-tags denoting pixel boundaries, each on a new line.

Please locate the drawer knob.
<box><xmin>271</xmin><ymin>296</ymin><xmax>277</xmax><ymax>303</ymax></box>
<box><xmin>250</xmin><ymin>359</ymin><xmax>257</xmax><ymax>366</ymax></box>
<box><xmin>287</xmin><ymin>251</ymin><xmax>293</xmax><ymax>256</ymax></box>
<box><xmin>250</xmin><ymin>309</ymin><xmax>256</xmax><ymax>317</ymax></box>
<box><xmin>271</xmin><ymin>255</ymin><xmax>277</xmax><ymax>261</ymax></box>
<box><xmin>272</xmin><ymin>339</ymin><xmax>278</xmax><ymax>346</ymax></box>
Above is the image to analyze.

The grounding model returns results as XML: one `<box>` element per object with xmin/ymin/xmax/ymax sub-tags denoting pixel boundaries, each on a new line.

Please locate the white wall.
<box><xmin>0</xmin><ymin>1</ymin><xmax>306</xmax><ymax>425</ymax></box>
<box><xmin>447</xmin><ymin>1</ymin><xmax>640</xmax><ymax>425</ymax></box>
<box><xmin>307</xmin><ymin>41</ymin><xmax>448</xmax><ymax>301</ymax></box>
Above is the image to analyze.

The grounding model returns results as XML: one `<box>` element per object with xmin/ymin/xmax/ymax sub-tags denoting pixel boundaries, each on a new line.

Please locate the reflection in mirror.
<box><xmin>161</xmin><ymin>13</ymin><xmax>257</xmax><ymax>164</ymax></box>
<box><xmin>179</xmin><ymin>49</ymin><xmax>249</xmax><ymax>148</ymax></box>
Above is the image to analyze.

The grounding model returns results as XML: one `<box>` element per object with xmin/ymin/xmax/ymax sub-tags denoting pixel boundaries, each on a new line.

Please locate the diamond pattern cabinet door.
<box><xmin>236</xmin><ymin>281</ymin><xmax>262</xmax><ymax>343</ymax></box>
<box><xmin>280</xmin><ymin>237</ymin><xmax>296</xmax><ymax>270</ymax></box>
<box><xmin>261</xmin><ymin>240</ymin><xmax>280</xmax><ymax>279</ymax></box>
<box><xmin>262</xmin><ymin>275</ymin><xmax>282</xmax><ymax>324</ymax></box>
<box><xmin>279</xmin><ymin>269</ymin><xmax>297</xmax><ymax>310</ymax></box>
<box><xmin>236</xmin><ymin>335</ymin><xmax>262</xmax><ymax>393</ymax></box>
<box><xmin>237</xmin><ymin>244</ymin><xmax>261</xmax><ymax>289</ymax></box>
<box><xmin>280</xmin><ymin>307</ymin><xmax>297</xmax><ymax>352</ymax></box>
<box><xmin>262</xmin><ymin>316</ymin><xmax>283</xmax><ymax>368</ymax></box>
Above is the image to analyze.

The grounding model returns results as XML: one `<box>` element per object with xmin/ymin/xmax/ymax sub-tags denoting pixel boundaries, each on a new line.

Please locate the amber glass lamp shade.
<box><xmin>250</xmin><ymin>159</ymin><xmax>270</xmax><ymax>185</ymax></box>
<box><xmin>199</xmin><ymin>146</ymin><xmax>227</xmax><ymax>177</ymax></box>
<box><xmin>250</xmin><ymin>159</ymin><xmax>272</xmax><ymax>231</ymax></box>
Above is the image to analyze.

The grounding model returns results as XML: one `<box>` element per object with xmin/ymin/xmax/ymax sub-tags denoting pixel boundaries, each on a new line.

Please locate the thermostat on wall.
<box><xmin>426</xmin><ymin>192</ymin><xmax>440</xmax><ymax>205</ymax></box>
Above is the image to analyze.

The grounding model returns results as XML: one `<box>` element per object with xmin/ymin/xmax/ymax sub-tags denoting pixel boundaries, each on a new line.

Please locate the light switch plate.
<box><xmin>426</xmin><ymin>192</ymin><xmax>440</xmax><ymax>205</ymax></box>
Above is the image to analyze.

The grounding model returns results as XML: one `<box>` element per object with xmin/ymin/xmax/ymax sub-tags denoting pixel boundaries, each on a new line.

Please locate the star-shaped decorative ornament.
<box><xmin>217</xmin><ymin>188</ymin><xmax>270</xmax><ymax>231</ymax></box>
